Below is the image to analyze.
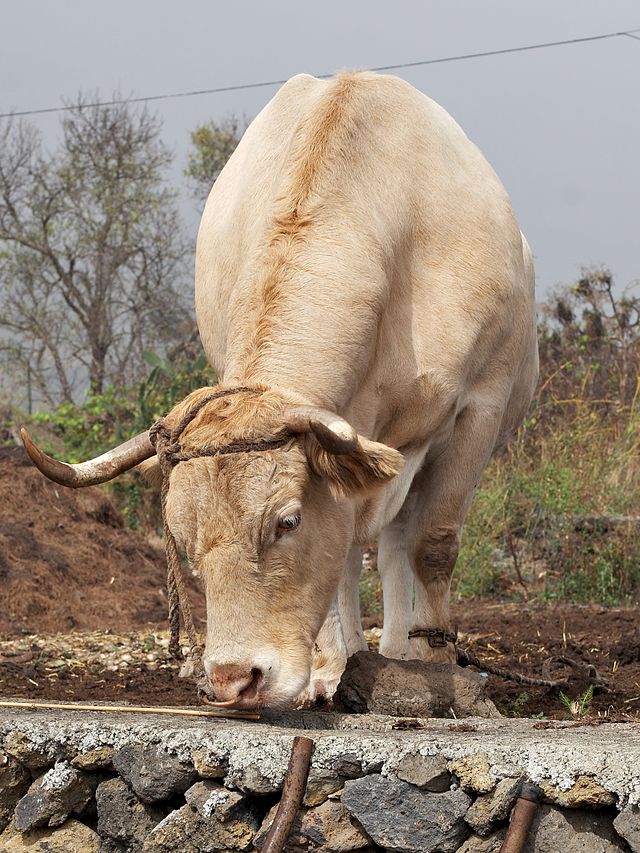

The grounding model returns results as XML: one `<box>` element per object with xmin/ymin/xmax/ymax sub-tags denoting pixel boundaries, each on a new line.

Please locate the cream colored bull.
<box><xmin>21</xmin><ymin>72</ymin><xmax>538</xmax><ymax>710</ymax></box>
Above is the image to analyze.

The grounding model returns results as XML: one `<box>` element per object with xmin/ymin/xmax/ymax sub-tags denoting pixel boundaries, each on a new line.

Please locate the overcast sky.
<box><xmin>2</xmin><ymin>0</ymin><xmax>639</xmax><ymax>298</ymax></box>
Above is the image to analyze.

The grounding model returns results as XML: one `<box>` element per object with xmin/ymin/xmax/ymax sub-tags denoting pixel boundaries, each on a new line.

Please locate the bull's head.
<box><xmin>21</xmin><ymin>386</ymin><xmax>402</xmax><ymax>708</ymax></box>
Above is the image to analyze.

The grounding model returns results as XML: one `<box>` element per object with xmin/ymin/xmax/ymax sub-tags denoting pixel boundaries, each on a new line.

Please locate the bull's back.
<box><xmin>195</xmin><ymin>72</ymin><xmax>535</xmax><ymax>430</ymax></box>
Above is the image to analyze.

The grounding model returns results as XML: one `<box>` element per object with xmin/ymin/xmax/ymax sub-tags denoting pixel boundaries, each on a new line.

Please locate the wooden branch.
<box><xmin>261</xmin><ymin>736</ymin><xmax>314</xmax><ymax>853</ymax></box>
<box><xmin>499</xmin><ymin>783</ymin><xmax>540</xmax><ymax>853</ymax></box>
<box><xmin>0</xmin><ymin>699</ymin><xmax>260</xmax><ymax>721</ymax></box>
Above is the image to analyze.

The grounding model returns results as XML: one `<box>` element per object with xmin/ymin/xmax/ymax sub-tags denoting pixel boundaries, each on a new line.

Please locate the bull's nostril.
<box><xmin>246</xmin><ymin>667</ymin><xmax>264</xmax><ymax>694</ymax></box>
<box><xmin>204</xmin><ymin>662</ymin><xmax>265</xmax><ymax>706</ymax></box>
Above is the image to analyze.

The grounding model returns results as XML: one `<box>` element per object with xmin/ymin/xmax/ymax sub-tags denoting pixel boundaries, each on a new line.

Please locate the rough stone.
<box><xmin>302</xmin><ymin>800</ymin><xmax>372</xmax><ymax>851</ymax></box>
<box><xmin>184</xmin><ymin>780</ymin><xmax>245</xmax><ymax>821</ymax></box>
<box><xmin>96</xmin><ymin>777</ymin><xmax>163</xmax><ymax>849</ymax></box>
<box><xmin>614</xmin><ymin>805</ymin><xmax>640</xmax><ymax>852</ymax></box>
<box><xmin>256</xmin><ymin>800</ymin><xmax>373</xmax><ymax>852</ymax></box>
<box><xmin>0</xmin><ymin>817</ymin><xmax>101</xmax><ymax>852</ymax></box>
<box><xmin>71</xmin><ymin>746</ymin><xmax>115</xmax><ymax>770</ymax></box>
<box><xmin>191</xmin><ymin>748</ymin><xmax>226</xmax><ymax>779</ymax></box>
<box><xmin>13</xmin><ymin>761</ymin><xmax>96</xmax><ymax>831</ymax></box>
<box><xmin>113</xmin><ymin>743</ymin><xmax>197</xmax><ymax>804</ymax></box>
<box><xmin>457</xmin><ymin>830</ymin><xmax>507</xmax><ymax>852</ymax></box>
<box><xmin>540</xmin><ymin>775</ymin><xmax>617</xmax><ymax>808</ymax></box>
<box><xmin>331</xmin><ymin>754</ymin><xmax>363</xmax><ymax>778</ymax></box>
<box><xmin>449</xmin><ymin>753</ymin><xmax>496</xmax><ymax>795</ymax></box>
<box><xmin>396</xmin><ymin>753</ymin><xmax>451</xmax><ymax>792</ymax></box>
<box><xmin>525</xmin><ymin>805</ymin><xmax>626</xmax><ymax>852</ymax></box>
<box><xmin>303</xmin><ymin>769</ymin><xmax>344</xmax><ymax>806</ymax></box>
<box><xmin>0</xmin><ymin>753</ymin><xmax>31</xmax><ymax>833</ymax></box>
<box><xmin>334</xmin><ymin>651</ymin><xmax>500</xmax><ymax>718</ymax></box>
<box><xmin>3</xmin><ymin>731</ymin><xmax>54</xmax><ymax>770</ymax></box>
<box><xmin>233</xmin><ymin>763</ymin><xmax>281</xmax><ymax>795</ymax></box>
<box><xmin>143</xmin><ymin>791</ymin><xmax>259</xmax><ymax>853</ymax></box>
<box><xmin>100</xmin><ymin>840</ymin><xmax>128</xmax><ymax>853</ymax></box>
<box><xmin>1</xmin><ymin>710</ymin><xmax>639</xmax><ymax>809</ymax></box>
<box><xmin>465</xmin><ymin>777</ymin><xmax>521</xmax><ymax>835</ymax></box>
<box><xmin>341</xmin><ymin>773</ymin><xmax>471</xmax><ymax>853</ymax></box>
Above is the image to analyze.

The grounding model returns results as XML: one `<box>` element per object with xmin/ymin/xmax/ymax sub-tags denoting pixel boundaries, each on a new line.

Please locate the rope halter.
<box><xmin>148</xmin><ymin>387</ymin><xmax>293</xmax><ymax>698</ymax></box>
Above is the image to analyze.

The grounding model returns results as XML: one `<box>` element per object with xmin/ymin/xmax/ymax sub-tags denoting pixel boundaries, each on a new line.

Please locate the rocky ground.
<box><xmin>2</xmin><ymin>604</ymin><xmax>639</xmax><ymax>721</ymax></box>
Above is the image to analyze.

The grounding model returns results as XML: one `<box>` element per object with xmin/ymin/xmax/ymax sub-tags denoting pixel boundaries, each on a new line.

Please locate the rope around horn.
<box><xmin>148</xmin><ymin>387</ymin><xmax>290</xmax><ymax>697</ymax></box>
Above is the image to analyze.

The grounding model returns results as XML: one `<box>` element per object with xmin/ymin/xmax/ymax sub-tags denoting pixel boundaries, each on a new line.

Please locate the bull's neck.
<box><xmin>223</xmin><ymin>258</ymin><xmax>383</xmax><ymax>412</ymax></box>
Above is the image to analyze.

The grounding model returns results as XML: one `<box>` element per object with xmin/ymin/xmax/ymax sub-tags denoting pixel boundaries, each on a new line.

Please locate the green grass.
<box><xmin>452</xmin><ymin>405</ymin><xmax>640</xmax><ymax>604</ymax></box>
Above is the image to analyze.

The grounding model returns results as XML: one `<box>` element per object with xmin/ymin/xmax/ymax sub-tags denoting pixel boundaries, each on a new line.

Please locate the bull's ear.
<box><xmin>137</xmin><ymin>457</ymin><xmax>163</xmax><ymax>488</ymax></box>
<box><xmin>304</xmin><ymin>435</ymin><xmax>404</xmax><ymax>498</ymax></box>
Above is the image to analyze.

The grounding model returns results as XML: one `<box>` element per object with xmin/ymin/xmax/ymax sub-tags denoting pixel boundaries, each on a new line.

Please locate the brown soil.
<box><xmin>1</xmin><ymin>446</ymin><xmax>638</xmax><ymax>720</ymax></box>
<box><xmin>0</xmin><ymin>447</ymin><xmax>204</xmax><ymax>636</ymax></box>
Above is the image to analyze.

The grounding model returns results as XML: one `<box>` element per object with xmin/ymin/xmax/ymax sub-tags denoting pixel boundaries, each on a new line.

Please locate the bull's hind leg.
<box><xmin>338</xmin><ymin>545</ymin><xmax>368</xmax><ymax>655</ymax></box>
<box><xmin>407</xmin><ymin>405</ymin><xmax>503</xmax><ymax>664</ymax></box>
<box><xmin>378</xmin><ymin>521</ymin><xmax>414</xmax><ymax>660</ymax></box>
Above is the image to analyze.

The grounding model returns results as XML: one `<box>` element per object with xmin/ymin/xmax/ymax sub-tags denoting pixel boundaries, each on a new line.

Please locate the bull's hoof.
<box><xmin>334</xmin><ymin>650</ymin><xmax>501</xmax><ymax>718</ymax></box>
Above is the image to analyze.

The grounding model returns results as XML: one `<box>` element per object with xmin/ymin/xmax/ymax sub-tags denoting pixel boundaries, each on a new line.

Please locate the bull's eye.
<box><xmin>276</xmin><ymin>512</ymin><xmax>301</xmax><ymax>537</ymax></box>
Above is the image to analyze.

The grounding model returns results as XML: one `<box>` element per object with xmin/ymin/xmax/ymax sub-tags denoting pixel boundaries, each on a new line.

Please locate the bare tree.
<box><xmin>0</xmin><ymin>95</ymin><xmax>190</xmax><ymax>407</ymax></box>
<box><xmin>184</xmin><ymin>115</ymin><xmax>246</xmax><ymax>203</ymax></box>
<box><xmin>539</xmin><ymin>267</ymin><xmax>640</xmax><ymax>411</ymax></box>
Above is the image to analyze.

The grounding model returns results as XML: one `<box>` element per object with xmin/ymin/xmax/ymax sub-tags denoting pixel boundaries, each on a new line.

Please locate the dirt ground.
<box><xmin>1</xmin><ymin>446</ymin><xmax>639</xmax><ymax>720</ymax></box>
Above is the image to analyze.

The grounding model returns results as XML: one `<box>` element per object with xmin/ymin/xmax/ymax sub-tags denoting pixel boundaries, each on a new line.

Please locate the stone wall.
<box><xmin>0</xmin><ymin>708</ymin><xmax>639</xmax><ymax>852</ymax></box>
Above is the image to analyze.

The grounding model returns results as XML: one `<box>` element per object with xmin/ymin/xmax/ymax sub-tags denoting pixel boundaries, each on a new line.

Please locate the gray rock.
<box><xmin>457</xmin><ymin>830</ymin><xmax>507</xmax><ymax>852</ymax></box>
<box><xmin>113</xmin><ymin>743</ymin><xmax>197</xmax><ymax>804</ymax></box>
<box><xmin>233</xmin><ymin>763</ymin><xmax>281</xmax><ymax>795</ymax></box>
<box><xmin>448</xmin><ymin>754</ymin><xmax>495</xmax><ymax>795</ymax></box>
<box><xmin>100</xmin><ymin>840</ymin><xmax>129</xmax><ymax>853</ymax></box>
<box><xmin>303</xmin><ymin>768</ymin><xmax>344</xmax><ymax>806</ymax></box>
<box><xmin>465</xmin><ymin>778</ymin><xmax>521</xmax><ymax>835</ymax></box>
<box><xmin>524</xmin><ymin>805</ymin><xmax>626</xmax><ymax>852</ymax></box>
<box><xmin>3</xmin><ymin>731</ymin><xmax>55</xmax><ymax>770</ymax></box>
<box><xmin>342</xmin><ymin>773</ymin><xmax>471</xmax><ymax>853</ymax></box>
<box><xmin>614</xmin><ymin>805</ymin><xmax>640</xmax><ymax>852</ymax></box>
<box><xmin>191</xmin><ymin>748</ymin><xmax>226</xmax><ymax>779</ymax></box>
<box><xmin>0</xmin><ymin>753</ymin><xmax>31</xmax><ymax>833</ymax></box>
<box><xmin>396</xmin><ymin>754</ymin><xmax>451</xmax><ymax>792</ymax></box>
<box><xmin>13</xmin><ymin>761</ymin><xmax>96</xmax><ymax>831</ymax></box>
<box><xmin>72</xmin><ymin>746</ymin><xmax>115</xmax><ymax>771</ymax></box>
<box><xmin>332</xmin><ymin>754</ymin><xmax>363</xmax><ymax>778</ymax></box>
<box><xmin>255</xmin><ymin>800</ymin><xmax>373</xmax><ymax>852</ymax></box>
<box><xmin>334</xmin><ymin>651</ymin><xmax>500</xmax><ymax>718</ymax></box>
<box><xmin>96</xmin><ymin>777</ymin><xmax>163</xmax><ymax>850</ymax></box>
<box><xmin>0</xmin><ymin>817</ymin><xmax>101</xmax><ymax>852</ymax></box>
<box><xmin>184</xmin><ymin>780</ymin><xmax>245</xmax><ymax>821</ymax></box>
<box><xmin>143</xmin><ymin>792</ymin><xmax>259</xmax><ymax>853</ymax></box>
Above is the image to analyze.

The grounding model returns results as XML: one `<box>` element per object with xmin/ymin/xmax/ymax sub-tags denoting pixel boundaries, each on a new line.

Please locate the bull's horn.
<box><xmin>20</xmin><ymin>427</ymin><xmax>155</xmax><ymax>489</ymax></box>
<box><xmin>283</xmin><ymin>406</ymin><xmax>358</xmax><ymax>455</ymax></box>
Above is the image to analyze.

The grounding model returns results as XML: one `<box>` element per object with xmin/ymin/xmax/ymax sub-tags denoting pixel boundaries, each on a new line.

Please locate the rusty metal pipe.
<box><xmin>260</xmin><ymin>735</ymin><xmax>314</xmax><ymax>853</ymax></box>
<box><xmin>499</xmin><ymin>782</ymin><xmax>540</xmax><ymax>853</ymax></box>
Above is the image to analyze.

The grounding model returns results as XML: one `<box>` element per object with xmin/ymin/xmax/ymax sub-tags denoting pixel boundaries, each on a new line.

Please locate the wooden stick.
<box><xmin>499</xmin><ymin>783</ymin><xmax>540</xmax><ymax>853</ymax></box>
<box><xmin>262</xmin><ymin>735</ymin><xmax>314</xmax><ymax>853</ymax></box>
<box><xmin>0</xmin><ymin>699</ymin><xmax>260</xmax><ymax>721</ymax></box>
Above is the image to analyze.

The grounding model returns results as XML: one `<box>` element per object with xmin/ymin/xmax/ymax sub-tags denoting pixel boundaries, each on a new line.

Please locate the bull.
<box><xmin>21</xmin><ymin>72</ymin><xmax>538</xmax><ymax>710</ymax></box>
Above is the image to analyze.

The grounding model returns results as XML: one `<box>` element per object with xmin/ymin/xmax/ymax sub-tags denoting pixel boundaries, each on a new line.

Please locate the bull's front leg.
<box><xmin>407</xmin><ymin>404</ymin><xmax>503</xmax><ymax>665</ymax></box>
<box><xmin>409</xmin><ymin>525</ymin><xmax>460</xmax><ymax>664</ymax></box>
<box><xmin>295</xmin><ymin>596</ymin><xmax>347</xmax><ymax>707</ymax></box>
<box><xmin>294</xmin><ymin>545</ymin><xmax>365</xmax><ymax>707</ymax></box>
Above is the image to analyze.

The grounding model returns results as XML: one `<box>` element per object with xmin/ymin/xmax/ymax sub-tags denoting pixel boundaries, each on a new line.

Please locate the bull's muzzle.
<box><xmin>203</xmin><ymin>661</ymin><xmax>266</xmax><ymax>709</ymax></box>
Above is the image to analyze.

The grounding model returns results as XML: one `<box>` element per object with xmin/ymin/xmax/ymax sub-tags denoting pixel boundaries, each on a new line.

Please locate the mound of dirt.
<box><xmin>0</xmin><ymin>447</ymin><xmax>204</xmax><ymax>636</ymax></box>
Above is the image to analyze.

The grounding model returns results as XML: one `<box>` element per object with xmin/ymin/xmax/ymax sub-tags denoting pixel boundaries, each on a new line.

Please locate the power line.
<box><xmin>1</xmin><ymin>27</ymin><xmax>639</xmax><ymax>120</ymax></box>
